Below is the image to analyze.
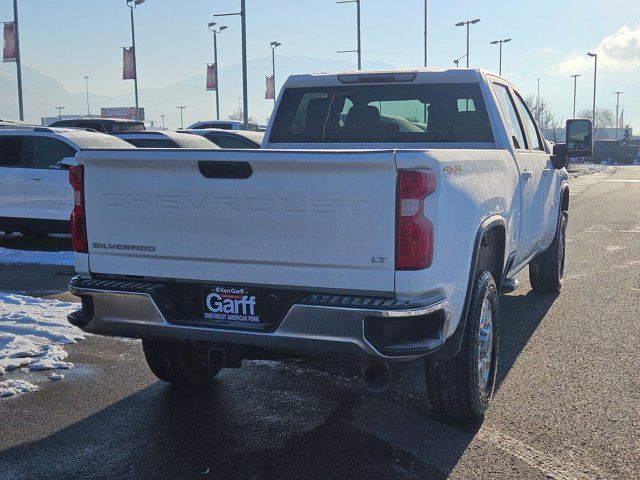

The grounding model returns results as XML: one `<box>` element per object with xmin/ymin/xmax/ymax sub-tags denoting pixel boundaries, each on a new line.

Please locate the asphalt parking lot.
<box><xmin>0</xmin><ymin>166</ymin><xmax>638</xmax><ymax>480</ymax></box>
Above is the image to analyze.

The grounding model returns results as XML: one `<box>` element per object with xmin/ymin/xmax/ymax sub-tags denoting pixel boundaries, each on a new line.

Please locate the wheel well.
<box><xmin>561</xmin><ymin>187</ymin><xmax>570</xmax><ymax>212</ymax></box>
<box><xmin>476</xmin><ymin>225</ymin><xmax>506</xmax><ymax>290</ymax></box>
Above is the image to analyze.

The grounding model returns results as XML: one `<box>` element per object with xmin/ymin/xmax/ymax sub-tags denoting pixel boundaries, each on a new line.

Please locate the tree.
<box><xmin>525</xmin><ymin>94</ymin><xmax>563</xmax><ymax>141</ymax></box>
<box><xmin>577</xmin><ymin>108</ymin><xmax>614</xmax><ymax>140</ymax></box>
<box><xmin>227</xmin><ymin>108</ymin><xmax>256</xmax><ymax>123</ymax></box>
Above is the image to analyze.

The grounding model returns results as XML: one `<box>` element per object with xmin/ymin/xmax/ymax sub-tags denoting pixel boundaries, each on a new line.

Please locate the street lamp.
<box><xmin>587</xmin><ymin>52</ymin><xmax>597</xmax><ymax>127</ymax></box>
<box><xmin>490</xmin><ymin>38</ymin><xmax>511</xmax><ymax>75</ymax></box>
<box><xmin>208</xmin><ymin>21</ymin><xmax>228</xmax><ymax>120</ymax></box>
<box><xmin>614</xmin><ymin>91</ymin><xmax>623</xmax><ymax>140</ymax></box>
<box><xmin>176</xmin><ymin>106</ymin><xmax>186</xmax><ymax>129</ymax></box>
<box><xmin>11</xmin><ymin>0</ymin><xmax>24</xmax><ymax>120</ymax></box>
<box><xmin>126</xmin><ymin>0</ymin><xmax>145</xmax><ymax>121</ymax></box>
<box><xmin>214</xmin><ymin>0</ymin><xmax>248</xmax><ymax>129</ymax></box>
<box><xmin>55</xmin><ymin>106</ymin><xmax>65</xmax><ymax>120</ymax></box>
<box><xmin>453</xmin><ymin>54</ymin><xmax>467</xmax><ymax>68</ymax></box>
<box><xmin>455</xmin><ymin>18</ymin><xmax>480</xmax><ymax>68</ymax></box>
<box><xmin>84</xmin><ymin>75</ymin><xmax>90</xmax><ymax>116</ymax></box>
<box><xmin>337</xmin><ymin>0</ymin><xmax>361</xmax><ymax>70</ymax></box>
<box><xmin>570</xmin><ymin>74</ymin><xmax>580</xmax><ymax>118</ymax></box>
<box><xmin>160</xmin><ymin>114</ymin><xmax>166</xmax><ymax>131</ymax></box>
<box><xmin>270</xmin><ymin>41</ymin><xmax>282</xmax><ymax>104</ymax></box>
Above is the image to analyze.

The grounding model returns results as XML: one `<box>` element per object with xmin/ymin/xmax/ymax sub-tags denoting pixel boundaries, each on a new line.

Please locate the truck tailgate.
<box><xmin>77</xmin><ymin>149</ymin><xmax>398</xmax><ymax>293</ymax></box>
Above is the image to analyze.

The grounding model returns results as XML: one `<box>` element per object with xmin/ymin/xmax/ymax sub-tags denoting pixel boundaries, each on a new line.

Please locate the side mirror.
<box><xmin>56</xmin><ymin>157</ymin><xmax>77</xmax><ymax>170</ymax></box>
<box><xmin>566</xmin><ymin>119</ymin><xmax>593</xmax><ymax>159</ymax></box>
<box><xmin>551</xmin><ymin>143</ymin><xmax>568</xmax><ymax>169</ymax></box>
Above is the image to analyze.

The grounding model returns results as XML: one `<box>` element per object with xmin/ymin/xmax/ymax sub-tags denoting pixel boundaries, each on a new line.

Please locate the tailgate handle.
<box><xmin>198</xmin><ymin>161</ymin><xmax>253</xmax><ymax>179</ymax></box>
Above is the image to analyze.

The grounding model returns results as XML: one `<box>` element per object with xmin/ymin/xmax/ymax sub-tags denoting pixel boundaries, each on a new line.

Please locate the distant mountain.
<box><xmin>0</xmin><ymin>55</ymin><xmax>396</xmax><ymax>128</ymax></box>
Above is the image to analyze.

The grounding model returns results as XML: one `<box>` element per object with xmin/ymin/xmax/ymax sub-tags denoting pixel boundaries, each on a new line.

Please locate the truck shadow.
<box><xmin>0</xmin><ymin>287</ymin><xmax>559</xmax><ymax>480</ymax></box>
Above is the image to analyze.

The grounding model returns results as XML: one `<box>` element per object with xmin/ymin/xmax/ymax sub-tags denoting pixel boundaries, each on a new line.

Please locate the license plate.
<box><xmin>202</xmin><ymin>286</ymin><xmax>260</xmax><ymax>323</ymax></box>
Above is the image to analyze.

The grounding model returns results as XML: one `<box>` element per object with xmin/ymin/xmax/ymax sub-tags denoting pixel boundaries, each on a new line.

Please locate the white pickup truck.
<box><xmin>67</xmin><ymin>69</ymin><xmax>592</xmax><ymax>421</ymax></box>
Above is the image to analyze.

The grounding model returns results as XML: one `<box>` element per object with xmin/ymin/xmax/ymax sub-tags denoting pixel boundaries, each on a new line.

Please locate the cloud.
<box><xmin>558</xmin><ymin>25</ymin><xmax>640</xmax><ymax>74</ymax></box>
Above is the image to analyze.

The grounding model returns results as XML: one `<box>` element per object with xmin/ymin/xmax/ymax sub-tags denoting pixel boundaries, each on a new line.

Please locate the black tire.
<box><xmin>142</xmin><ymin>339</ymin><xmax>221</xmax><ymax>385</ymax></box>
<box><xmin>529</xmin><ymin>212</ymin><xmax>567</xmax><ymax>293</ymax></box>
<box><xmin>425</xmin><ymin>270</ymin><xmax>499</xmax><ymax>422</ymax></box>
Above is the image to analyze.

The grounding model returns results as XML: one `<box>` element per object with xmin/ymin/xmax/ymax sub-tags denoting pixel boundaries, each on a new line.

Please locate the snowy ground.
<box><xmin>0</xmin><ymin>247</ymin><xmax>74</xmax><ymax>266</ymax></box>
<box><xmin>567</xmin><ymin>162</ymin><xmax>610</xmax><ymax>179</ymax></box>
<box><xmin>0</xmin><ymin>293</ymin><xmax>83</xmax><ymax>398</ymax></box>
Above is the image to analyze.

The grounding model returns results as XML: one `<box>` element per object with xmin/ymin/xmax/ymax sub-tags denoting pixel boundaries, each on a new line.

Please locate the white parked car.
<box><xmin>112</xmin><ymin>130</ymin><xmax>217</xmax><ymax>149</ymax></box>
<box><xmin>0</xmin><ymin>127</ymin><xmax>132</xmax><ymax>235</ymax></box>
<box><xmin>68</xmin><ymin>69</ymin><xmax>592</xmax><ymax>422</ymax></box>
<box><xmin>187</xmin><ymin>120</ymin><xmax>260</xmax><ymax>132</ymax></box>
<box><xmin>180</xmin><ymin>128</ymin><xmax>263</xmax><ymax>149</ymax></box>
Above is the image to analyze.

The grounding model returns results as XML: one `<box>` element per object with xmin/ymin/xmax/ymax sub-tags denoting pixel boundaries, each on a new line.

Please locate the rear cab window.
<box><xmin>270</xmin><ymin>83</ymin><xmax>494</xmax><ymax>144</ymax></box>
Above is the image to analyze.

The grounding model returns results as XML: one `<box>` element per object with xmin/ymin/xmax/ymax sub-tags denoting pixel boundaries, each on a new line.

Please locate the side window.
<box><xmin>30</xmin><ymin>137</ymin><xmax>77</xmax><ymax>169</ymax></box>
<box><xmin>207</xmin><ymin>135</ymin><xmax>254</xmax><ymax>149</ymax></box>
<box><xmin>493</xmin><ymin>84</ymin><xmax>526</xmax><ymax>150</ymax></box>
<box><xmin>0</xmin><ymin>137</ymin><xmax>25</xmax><ymax>167</ymax></box>
<box><xmin>514</xmin><ymin>93</ymin><xmax>543</xmax><ymax>151</ymax></box>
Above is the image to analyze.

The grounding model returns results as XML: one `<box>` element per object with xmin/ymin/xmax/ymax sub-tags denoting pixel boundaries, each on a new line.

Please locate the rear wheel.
<box><xmin>142</xmin><ymin>339</ymin><xmax>221</xmax><ymax>385</ymax></box>
<box><xmin>425</xmin><ymin>270</ymin><xmax>499</xmax><ymax>422</ymax></box>
<box><xmin>529</xmin><ymin>212</ymin><xmax>567</xmax><ymax>293</ymax></box>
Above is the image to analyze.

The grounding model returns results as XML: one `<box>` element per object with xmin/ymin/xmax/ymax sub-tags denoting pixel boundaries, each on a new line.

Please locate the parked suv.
<box><xmin>180</xmin><ymin>128</ymin><xmax>263</xmax><ymax>148</ymax></box>
<box><xmin>48</xmin><ymin>118</ymin><xmax>145</xmax><ymax>134</ymax></box>
<box><xmin>187</xmin><ymin>120</ymin><xmax>260</xmax><ymax>132</ymax></box>
<box><xmin>0</xmin><ymin>127</ymin><xmax>132</xmax><ymax>235</ymax></box>
<box><xmin>113</xmin><ymin>130</ymin><xmax>218</xmax><ymax>149</ymax></box>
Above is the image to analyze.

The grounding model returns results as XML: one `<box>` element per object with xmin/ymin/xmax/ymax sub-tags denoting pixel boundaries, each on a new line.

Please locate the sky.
<box><xmin>1</xmin><ymin>0</ymin><xmax>640</xmax><ymax>129</ymax></box>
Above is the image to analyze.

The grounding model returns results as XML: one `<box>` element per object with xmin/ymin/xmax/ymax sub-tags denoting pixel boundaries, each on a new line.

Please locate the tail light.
<box><xmin>69</xmin><ymin>165</ymin><xmax>88</xmax><ymax>253</ymax></box>
<box><xmin>396</xmin><ymin>170</ymin><xmax>435</xmax><ymax>270</ymax></box>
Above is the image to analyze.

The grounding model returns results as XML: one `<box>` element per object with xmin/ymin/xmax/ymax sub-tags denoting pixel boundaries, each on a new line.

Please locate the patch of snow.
<box><xmin>0</xmin><ymin>379</ymin><xmax>39</xmax><ymax>397</ymax></box>
<box><xmin>605</xmin><ymin>245</ymin><xmax>624</xmax><ymax>252</ymax></box>
<box><xmin>568</xmin><ymin>163</ymin><xmax>609</xmax><ymax>179</ymax></box>
<box><xmin>0</xmin><ymin>247</ymin><xmax>74</xmax><ymax>266</ymax></box>
<box><xmin>0</xmin><ymin>293</ymin><xmax>83</xmax><ymax>376</ymax></box>
<box><xmin>49</xmin><ymin>372</ymin><xmax>64</xmax><ymax>381</ymax></box>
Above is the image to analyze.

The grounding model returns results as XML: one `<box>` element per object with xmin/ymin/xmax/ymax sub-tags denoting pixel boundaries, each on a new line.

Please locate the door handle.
<box><xmin>29</xmin><ymin>176</ymin><xmax>44</xmax><ymax>181</ymax></box>
<box><xmin>521</xmin><ymin>171</ymin><xmax>533</xmax><ymax>180</ymax></box>
<box><xmin>542</xmin><ymin>168</ymin><xmax>552</xmax><ymax>175</ymax></box>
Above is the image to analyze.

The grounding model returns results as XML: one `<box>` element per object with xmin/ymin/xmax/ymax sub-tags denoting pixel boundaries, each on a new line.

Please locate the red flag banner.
<box><xmin>265</xmin><ymin>75</ymin><xmax>275</xmax><ymax>100</ymax></box>
<box><xmin>206</xmin><ymin>63</ymin><xmax>217</xmax><ymax>91</ymax></box>
<box><xmin>122</xmin><ymin>47</ymin><xmax>136</xmax><ymax>80</ymax></box>
<box><xmin>3</xmin><ymin>22</ymin><xmax>17</xmax><ymax>62</ymax></box>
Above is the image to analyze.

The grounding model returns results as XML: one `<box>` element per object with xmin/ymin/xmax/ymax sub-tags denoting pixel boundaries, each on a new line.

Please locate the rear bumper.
<box><xmin>69</xmin><ymin>277</ymin><xmax>450</xmax><ymax>361</ymax></box>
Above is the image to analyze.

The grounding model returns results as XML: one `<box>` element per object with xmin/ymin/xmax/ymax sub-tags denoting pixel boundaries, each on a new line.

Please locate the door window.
<box><xmin>493</xmin><ymin>84</ymin><xmax>526</xmax><ymax>150</ymax></box>
<box><xmin>206</xmin><ymin>135</ymin><xmax>256</xmax><ymax>149</ymax></box>
<box><xmin>513</xmin><ymin>93</ymin><xmax>543</xmax><ymax>151</ymax></box>
<box><xmin>30</xmin><ymin>137</ymin><xmax>77</xmax><ymax>169</ymax></box>
<box><xmin>0</xmin><ymin>136</ymin><xmax>25</xmax><ymax>167</ymax></box>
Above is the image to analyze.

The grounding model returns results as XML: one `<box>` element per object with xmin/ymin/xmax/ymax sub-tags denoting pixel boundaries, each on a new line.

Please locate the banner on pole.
<box><xmin>618</xmin><ymin>109</ymin><xmax>624</xmax><ymax>129</ymax></box>
<box><xmin>206</xmin><ymin>64</ymin><xmax>217</xmax><ymax>91</ymax></box>
<box><xmin>122</xmin><ymin>47</ymin><xmax>136</xmax><ymax>80</ymax></box>
<box><xmin>265</xmin><ymin>75</ymin><xmax>275</xmax><ymax>100</ymax></box>
<box><xmin>3</xmin><ymin>22</ymin><xmax>17</xmax><ymax>62</ymax></box>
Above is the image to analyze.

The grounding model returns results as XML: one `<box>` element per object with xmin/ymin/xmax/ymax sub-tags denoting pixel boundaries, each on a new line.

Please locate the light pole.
<box><xmin>424</xmin><ymin>0</ymin><xmax>428</xmax><ymax>67</ymax></box>
<box><xmin>126</xmin><ymin>0</ymin><xmax>145</xmax><ymax>121</ymax></box>
<box><xmin>84</xmin><ymin>75</ymin><xmax>90</xmax><ymax>116</ymax></box>
<box><xmin>215</xmin><ymin>1</ymin><xmax>248</xmax><ymax>129</ymax></box>
<box><xmin>176</xmin><ymin>106</ymin><xmax>186</xmax><ymax>129</ymax></box>
<box><xmin>570</xmin><ymin>74</ymin><xmax>580</xmax><ymax>118</ymax></box>
<box><xmin>55</xmin><ymin>106</ymin><xmax>65</xmax><ymax>120</ymax></box>
<box><xmin>455</xmin><ymin>18</ymin><xmax>480</xmax><ymax>68</ymax></box>
<box><xmin>490</xmin><ymin>38</ymin><xmax>511</xmax><ymax>75</ymax></box>
<box><xmin>614</xmin><ymin>91</ymin><xmax>623</xmax><ymax>140</ymax></box>
<box><xmin>160</xmin><ymin>114</ymin><xmax>166</xmax><ymax>130</ymax></box>
<box><xmin>208</xmin><ymin>22</ymin><xmax>228</xmax><ymax>120</ymax></box>
<box><xmin>270</xmin><ymin>41</ymin><xmax>282</xmax><ymax>105</ymax></box>
<box><xmin>10</xmin><ymin>0</ymin><xmax>24</xmax><ymax>120</ymax></box>
<box><xmin>337</xmin><ymin>0</ymin><xmax>361</xmax><ymax>70</ymax></box>
<box><xmin>587</xmin><ymin>52</ymin><xmax>597</xmax><ymax>127</ymax></box>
